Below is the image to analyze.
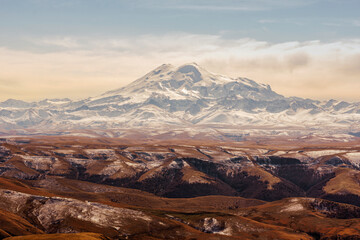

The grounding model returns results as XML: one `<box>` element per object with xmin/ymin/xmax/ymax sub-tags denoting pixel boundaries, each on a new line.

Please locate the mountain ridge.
<box><xmin>0</xmin><ymin>63</ymin><xmax>359</xmax><ymax>137</ymax></box>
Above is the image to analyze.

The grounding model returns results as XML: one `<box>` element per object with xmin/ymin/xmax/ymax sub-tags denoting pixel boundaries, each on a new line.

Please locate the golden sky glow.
<box><xmin>1</xmin><ymin>0</ymin><xmax>360</xmax><ymax>102</ymax></box>
<box><xmin>1</xmin><ymin>35</ymin><xmax>359</xmax><ymax>101</ymax></box>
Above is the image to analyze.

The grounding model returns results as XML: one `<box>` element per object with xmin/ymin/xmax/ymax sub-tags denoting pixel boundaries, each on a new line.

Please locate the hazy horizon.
<box><xmin>1</xmin><ymin>0</ymin><xmax>359</xmax><ymax>101</ymax></box>
<box><xmin>0</xmin><ymin>62</ymin><xmax>359</xmax><ymax>104</ymax></box>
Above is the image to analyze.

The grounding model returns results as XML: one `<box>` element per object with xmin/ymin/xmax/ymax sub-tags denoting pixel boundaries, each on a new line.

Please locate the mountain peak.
<box><xmin>152</xmin><ymin>62</ymin><xmax>204</xmax><ymax>77</ymax></box>
<box><xmin>99</xmin><ymin>63</ymin><xmax>286</xmax><ymax>108</ymax></box>
<box><xmin>176</xmin><ymin>63</ymin><xmax>204</xmax><ymax>83</ymax></box>
<box><xmin>1</xmin><ymin>63</ymin><xmax>360</xmax><ymax>132</ymax></box>
<box><xmin>177</xmin><ymin>62</ymin><xmax>200</xmax><ymax>69</ymax></box>
<box><xmin>152</xmin><ymin>64</ymin><xmax>174</xmax><ymax>74</ymax></box>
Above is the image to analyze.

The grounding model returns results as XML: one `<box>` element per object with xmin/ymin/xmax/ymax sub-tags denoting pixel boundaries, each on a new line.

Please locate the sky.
<box><xmin>0</xmin><ymin>0</ymin><xmax>359</xmax><ymax>101</ymax></box>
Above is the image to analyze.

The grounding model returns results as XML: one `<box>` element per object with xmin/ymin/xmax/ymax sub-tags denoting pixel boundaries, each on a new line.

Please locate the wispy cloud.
<box><xmin>139</xmin><ymin>0</ymin><xmax>323</xmax><ymax>11</ymax></box>
<box><xmin>38</xmin><ymin>37</ymin><xmax>81</xmax><ymax>48</ymax></box>
<box><xmin>258</xmin><ymin>19</ymin><xmax>278</xmax><ymax>23</ymax></box>
<box><xmin>322</xmin><ymin>19</ymin><xmax>360</xmax><ymax>27</ymax></box>
<box><xmin>0</xmin><ymin>33</ymin><xmax>360</xmax><ymax>101</ymax></box>
<box><xmin>353</xmin><ymin>20</ymin><xmax>360</xmax><ymax>27</ymax></box>
<box><xmin>160</xmin><ymin>5</ymin><xmax>264</xmax><ymax>11</ymax></box>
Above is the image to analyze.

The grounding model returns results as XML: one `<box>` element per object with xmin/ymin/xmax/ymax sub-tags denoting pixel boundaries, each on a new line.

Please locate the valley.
<box><xmin>0</xmin><ymin>135</ymin><xmax>360</xmax><ymax>239</ymax></box>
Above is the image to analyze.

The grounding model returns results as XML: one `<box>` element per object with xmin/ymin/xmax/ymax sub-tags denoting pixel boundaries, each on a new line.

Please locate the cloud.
<box><xmin>258</xmin><ymin>19</ymin><xmax>278</xmax><ymax>23</ymax></box>
<box><xmin>40</xmin><ymin>37</ymin><xmax>81</xmax><ymax>48</ymax></box>
<box><xmin>138</xmin><ymin>0</ymin><xmax>322</xmax><ymax>11</ymax></box>
<box><xmin>353</xmin><ymin>20</ymin><xmax>360</xmax><ymax>27</ymax></box>
<box><xmin>286</xmin><ymin>52</ymin><xmax>310</xmax><ymax>70</ymax></box>
<box><xmin>158</xmin><ymin>5</ymin><xmax>264</xmax><ymax>11</ymax></box>
<box><xmin>322</xmin><ymin>19</ymin><xmax>360</xmax><ymax>27</ymax></box>
<box><xmin>0</xmin><ymin>33</ymin><xmax>359</xmax><ymax>101</ymax></box>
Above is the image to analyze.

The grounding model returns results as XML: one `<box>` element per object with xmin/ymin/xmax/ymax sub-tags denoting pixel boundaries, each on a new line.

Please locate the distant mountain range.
<box><xmin>0</xmin><ymin>63</ymin><xmax>359</xmax><ymax>137</ymax></box>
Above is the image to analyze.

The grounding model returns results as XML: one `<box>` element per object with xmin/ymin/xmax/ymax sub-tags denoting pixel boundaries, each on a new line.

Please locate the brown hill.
<box><xmin>4</xmin><ymin>232</ymin><xmax>109</xmax><ymax>240</ymax></box>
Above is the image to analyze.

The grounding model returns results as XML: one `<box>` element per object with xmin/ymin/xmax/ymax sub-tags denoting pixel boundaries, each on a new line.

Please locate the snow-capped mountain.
<box><xmin>0</xmin><ymin>63</ymin><xmax>359</xmax><ymax>136</ymax></box>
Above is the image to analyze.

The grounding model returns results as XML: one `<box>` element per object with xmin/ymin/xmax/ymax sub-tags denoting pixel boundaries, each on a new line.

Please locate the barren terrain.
<box><xmin>0</xmin><ymin>135</ymin><xmax>359</xmax><ymax>239</ymax></box>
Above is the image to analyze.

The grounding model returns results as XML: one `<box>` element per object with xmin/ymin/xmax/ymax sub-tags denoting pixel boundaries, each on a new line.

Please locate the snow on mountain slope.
<box><xmin>100</xmin><ymin>63</ymin><xmax>281</xmax><ymax>102</ymax></box>
<box><xmin>0</xmin><ymin>63</ymin><xmax>359</xmax><ymax>136</ymax></box>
